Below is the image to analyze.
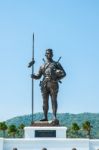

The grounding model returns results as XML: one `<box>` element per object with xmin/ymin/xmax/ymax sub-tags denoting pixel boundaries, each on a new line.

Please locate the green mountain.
<box><xmin>5</xmin><ymin>112</ymin><xmax>99</xmax><ymax>138</ymax></box>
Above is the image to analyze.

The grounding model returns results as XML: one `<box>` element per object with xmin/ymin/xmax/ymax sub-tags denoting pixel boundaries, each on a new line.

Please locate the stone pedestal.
<box><xmin>24</xmin><ymin>126</ymin><xmax>67</xmax><ymax>139</ymax></box>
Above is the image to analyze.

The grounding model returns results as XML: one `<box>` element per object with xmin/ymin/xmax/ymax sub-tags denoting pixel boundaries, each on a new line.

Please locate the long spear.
<box><xmin>28</xmin><ymin>33</ymin><xmax>35</xmax><ymax>124</ymax></box>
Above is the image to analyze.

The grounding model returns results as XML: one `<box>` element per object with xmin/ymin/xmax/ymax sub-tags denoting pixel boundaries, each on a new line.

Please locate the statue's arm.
<box><xmin>31</xmin><ymin>66</ymin><xmax>43</xmax><ymax>79</ymax></box>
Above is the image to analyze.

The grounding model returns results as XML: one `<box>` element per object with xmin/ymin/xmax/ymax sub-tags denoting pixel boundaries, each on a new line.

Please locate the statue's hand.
<box><xmin>31</xmin><ymin>74</ymin><xmax>36</xmax><ymax>79</ymax></box>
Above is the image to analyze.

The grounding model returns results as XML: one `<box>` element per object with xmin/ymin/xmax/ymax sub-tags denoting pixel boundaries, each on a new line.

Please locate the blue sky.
<box><xmin>0</xmin><ymin>0</ymin><xmax>99</xmax><ymax>121</ymax></box>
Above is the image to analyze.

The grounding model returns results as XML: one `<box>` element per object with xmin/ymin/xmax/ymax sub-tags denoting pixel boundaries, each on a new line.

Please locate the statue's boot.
<box><xmin>53</xmin><ymin>111</ymin><xmax>57</xmax><ymax>121</ymax></box>
<box><xmin>51</xmin><ymin>114</ymin><xmax>59</xmax><ymax>125</ymax></box>
<box><xmin>40</xmin><ymin>111</ymin><xmax>48</xmax><ymax>121</ymax></box>
<box><xmin>40</xmin><ymin>118</ymin><xmax>48</xmax><ymax>121</ymax></box>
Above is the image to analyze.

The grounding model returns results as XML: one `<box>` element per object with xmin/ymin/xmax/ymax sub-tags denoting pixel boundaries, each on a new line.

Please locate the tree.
<box><xmin>18</xmin><ymin>124</ymin><xmax>25</xmax><ymax>137</ymax></box>
<box><xmin>68</xmin><ymin>122</ymin><xmax>80</xmax><ymax>138</ymax></box>
<box><xmin>71</xmin><ymin>122</ymin><xmax>80</xmax><ymax>132</ymax></box>
<box><xmin>18</xmin><ymin>124</ymin><xmax>25</xmax><ymax>130</ymax></box>
<box><xmin>0</xmin><ymin>122</ymin><xmax>7</xmax><ymax>137</ymax></box>
<box><xmin>8</xmin><ymin>125</ymin><xmax>17</xmax><ymax>138</ymax></box>
<box><xmin>82</xmin><ymin>121</ymin><xmax>93</xmax><ymax>138</ymax></box>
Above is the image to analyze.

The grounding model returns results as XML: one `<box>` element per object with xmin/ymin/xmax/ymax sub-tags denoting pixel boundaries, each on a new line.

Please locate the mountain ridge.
<box><xmin>5</xmin><ymin>112</ymin><xmax>99</xmax><ymax>138</ymax></box>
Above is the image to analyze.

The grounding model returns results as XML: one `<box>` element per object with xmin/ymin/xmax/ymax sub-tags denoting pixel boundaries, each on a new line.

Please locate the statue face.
<box><xmin>46</xmin><ymin>52</ymin><xmax>53</xmax><ymax>59</ymax></box>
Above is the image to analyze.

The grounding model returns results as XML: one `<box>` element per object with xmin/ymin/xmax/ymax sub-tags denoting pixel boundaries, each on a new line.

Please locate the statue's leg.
<box><xmin>50</xmin><ymin>93</ymin><xmax>58</xmax><ymax>120</ymax></box>
<box><xmin>50</xmin><ymin>82</ymin><xmax>59</xmax><ymax>120</ymax></box>
<box><xmin>40</xmin><ymin>82</ymin><xmax>49</xmax><ymax>121</ymax></box>
<box><xmin>41</xmin><ymin>92</ymin><xmax>49</xmax><ymax>121</ymax></box>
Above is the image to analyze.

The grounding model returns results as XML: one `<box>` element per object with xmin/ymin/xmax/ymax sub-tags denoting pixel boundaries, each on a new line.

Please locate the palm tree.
<box><xmin>0</xmin><ymin>122</ymin><xmax>7</xmax><ymax>137</ymax></box>
<box><xmin>18</xmin><ymin>124</ymin><xmax>25</xmax><ymax>137</ymax></box>
<box><xmin>71</xmin><ymin>122</ymin><xmax>80</xmax><ymax>132</ymax></box>
<box><xmin>18</xmin><ymin>123</ymin><xmax>25</xmax><ymax>130</ymax></box>
<box><xmin>8</xmin><ymin>125</ymin><xmax>17</xmax><ymax>138</ymax></box>
<box><xmin>82</xmin><ymin>121</ymin><xmax>92</xmax><ymax>138</ymax></box>
<box><xmin>70</xmin><ymin>122</ymin><xmax>80</xmax><ymax>137</ymax></box>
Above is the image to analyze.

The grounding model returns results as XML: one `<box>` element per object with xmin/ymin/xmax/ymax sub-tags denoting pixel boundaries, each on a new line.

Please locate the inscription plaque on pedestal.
<box><xmin>35</xmin><ymin>130</ymin><xmax>56</xmax><ymax>137</ymax></box>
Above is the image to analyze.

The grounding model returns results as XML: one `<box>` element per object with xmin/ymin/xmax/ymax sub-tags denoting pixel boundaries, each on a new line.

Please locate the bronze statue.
<box><xmin>31</xmin><ymin>49</ymin><xmax>66</xmax><ymax>121</ymax></box>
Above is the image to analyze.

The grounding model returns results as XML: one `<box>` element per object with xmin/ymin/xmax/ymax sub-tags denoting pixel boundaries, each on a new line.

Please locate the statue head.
<box><xmin>45</xmin><ymin>48</ymin><xmax>53</xmax><ymax>58</ymax></box>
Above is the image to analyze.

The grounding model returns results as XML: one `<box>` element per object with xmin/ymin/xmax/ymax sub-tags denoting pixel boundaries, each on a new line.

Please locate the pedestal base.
<box><xmin>24</xmin><ymin>126</ymin><xmax>67</xmax><ymax>139</ymax></box>
<box><xmin>31</xmin><ymin>119</ymin><xmax>60</xmax><ymax>127</ymax></box>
